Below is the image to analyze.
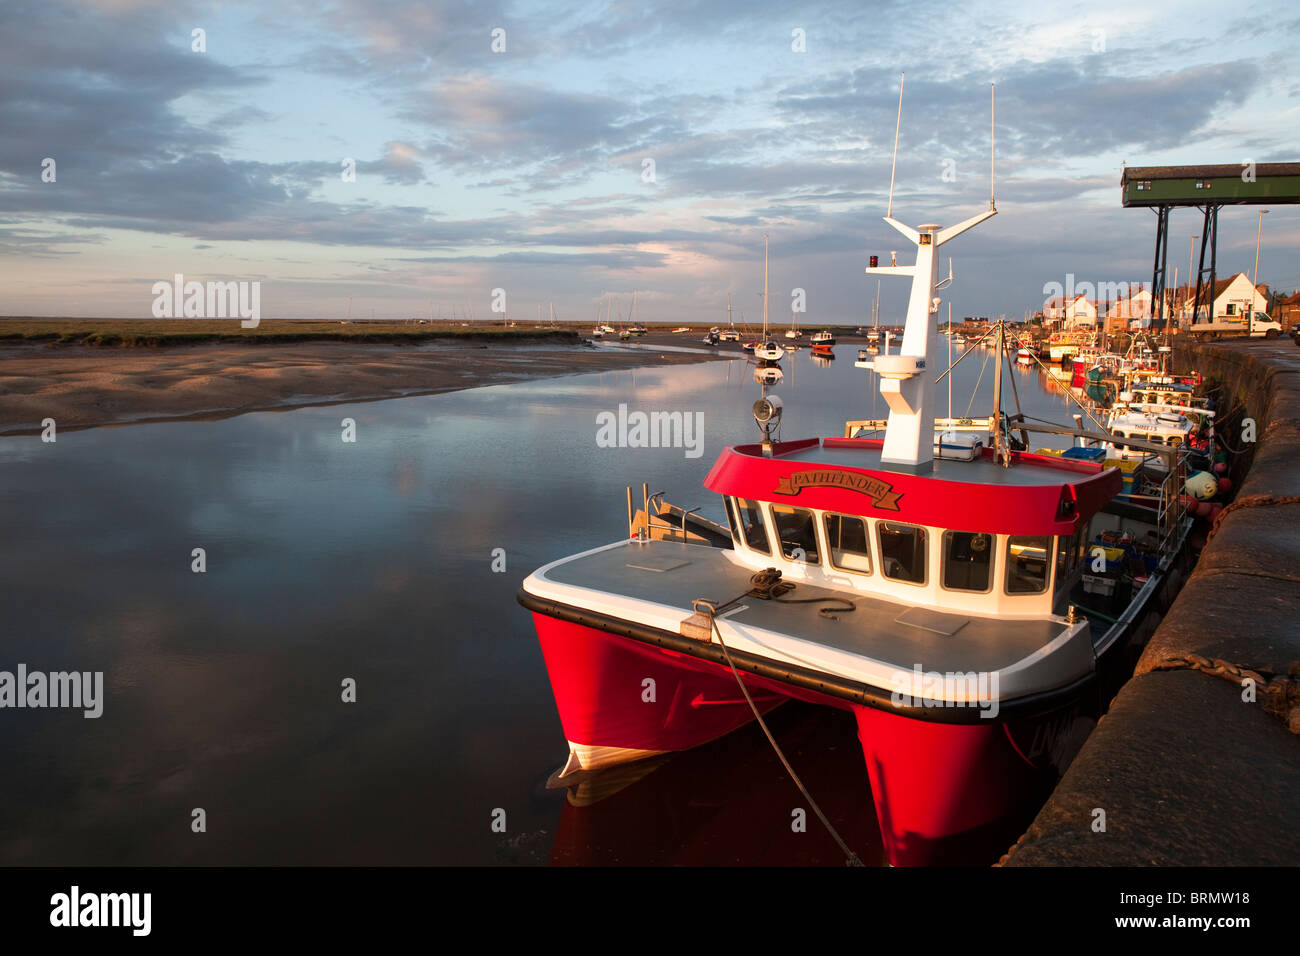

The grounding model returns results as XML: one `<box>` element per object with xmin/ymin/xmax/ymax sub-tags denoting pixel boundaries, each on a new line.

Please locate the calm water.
<box><xmin>0</xmin><ymin>345</ymin><xmax>1078</xmax><ymax>865</ymax></box>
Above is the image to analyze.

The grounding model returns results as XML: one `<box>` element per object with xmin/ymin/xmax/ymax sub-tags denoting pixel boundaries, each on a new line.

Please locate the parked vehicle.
<box><xmin>1191</xmin><ymin>310</ymin><xmax>1282</xmax><ymax>340</ymax></box>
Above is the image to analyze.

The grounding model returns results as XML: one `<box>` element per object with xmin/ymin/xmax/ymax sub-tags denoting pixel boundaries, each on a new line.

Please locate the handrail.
<box><xmin>682</xmin><ymin>507</ymin><xmax>701</xmax><ymax>541</ymax></box>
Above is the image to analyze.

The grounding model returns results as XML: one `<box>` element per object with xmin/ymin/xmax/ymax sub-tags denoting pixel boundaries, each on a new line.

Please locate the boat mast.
<box><xmin>992</xmin><ymin>318</ymin><xmax>1005</xmax><ymax>465</ymax></box>
<box><xmin>763</xmin><ymin>234</ymin><xmax>769</xmax><ymax>339</ymax></box>
<box><xmin>863</xmin><ymin>78</ymin><xmax>997</xmax><ymax>474</ymax></box>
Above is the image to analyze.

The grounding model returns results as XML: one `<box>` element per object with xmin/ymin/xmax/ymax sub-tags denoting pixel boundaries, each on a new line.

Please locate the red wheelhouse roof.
<box><xmin>703</xmin><ymin>437</ymin><xmax>1123</xmax><ymax>536</ymax></box>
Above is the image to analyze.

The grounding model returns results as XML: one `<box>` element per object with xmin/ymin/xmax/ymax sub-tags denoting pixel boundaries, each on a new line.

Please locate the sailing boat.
<box><xmin>786</xmin><ymin>308</ymin><xmax>802</xmax><ymax>340</ymax></box>
<box><xmin>718</xmin><ymin>294</ymin><xmax>740</xmax><ymax>342</ymax></box>
<box><xmin>628</xmin><ymin>291</ymin><xmax>646</xmax><ymax>335</ymax></box>
<box><xmin>753</xmin><ymin>236</ymin><xmax>784</xmax><ymax>362</ymax></box>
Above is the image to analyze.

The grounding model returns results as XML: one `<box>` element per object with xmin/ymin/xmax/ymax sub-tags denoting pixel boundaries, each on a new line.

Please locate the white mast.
<box><xmin>763</xmin><ymin>234</ymin><xmax>769</xmax><ymax>338</ymax></box>
<box><xmin>947</xmin><ymin>302</ymin><xmax>952</xmax><ymax>421</ymax></box>
<box><xmin>863</xmin><ymin>79</ymin><xmax>998</xmax><ymax>474</ymax></box>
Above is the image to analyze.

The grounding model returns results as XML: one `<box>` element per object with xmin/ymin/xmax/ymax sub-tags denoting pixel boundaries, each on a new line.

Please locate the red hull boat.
<box><xmin>521</xmin><ymin>96</ymin><xmax>1191</xmax><ymax>865</ymax></box>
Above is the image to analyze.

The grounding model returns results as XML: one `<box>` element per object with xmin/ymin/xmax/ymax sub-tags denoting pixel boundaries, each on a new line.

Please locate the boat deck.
<box><xmin>526</xmin><ymin>539</ymin><xmax>1095</xmax><ymax>703</ymax></box>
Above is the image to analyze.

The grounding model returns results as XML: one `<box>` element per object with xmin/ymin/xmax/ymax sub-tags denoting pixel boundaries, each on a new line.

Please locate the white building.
<box><xmin>1172</xmin><ymin>273</ymin><xmax>1269</xmax><ymax>326</ymax></box>
<box><xmin>1108</xmin><ymin>288</ymin><xmax>1152</xmax><ymax>330</ymax></box>
<box><xmin>1042</xmin><ymin>294</ymin><xmax>1103</xmax><ymax>329</ymax></box>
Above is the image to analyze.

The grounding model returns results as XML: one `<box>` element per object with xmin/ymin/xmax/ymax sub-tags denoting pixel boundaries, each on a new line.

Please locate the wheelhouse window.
<box><xmin>1006</xmin><ymin>536</ymin><xmax>1051</xmax><ymax>594</ymax></box>
<box><xmin>723</xmin><ymin>497</ymin><xmax>742</xmax><ymax>548</ymax></box>
<box><xmin>878</xmin><ymin>522</ymin><xmax>927</xmax><ymax>585</ymax></box>
<box><xmin>1073</xmin><ymin>523</ymin><xmax>1089</xmax><ymax>569</ymax></box>
<box><xmin>942</xmin><ymin>531</ymin><xmax>992</xmax><ymax>592</ymax></box>
<box><xmin>824</xmin><ymin>513</ymin><xmax>872</xmax><ymax>574</ymax></box>
<box><xmin>734</xmin><ymin>498</ymin><xmax>771</xmax><ymax>555</ymax></box>
<box><xmin>770</xmin><ymin>505</ymin><xmax>819</xmax><ymax>564</ymax></box>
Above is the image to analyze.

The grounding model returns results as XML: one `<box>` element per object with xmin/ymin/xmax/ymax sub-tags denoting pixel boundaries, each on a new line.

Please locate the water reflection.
<box><xmin>0</xmin><ymin>347</ymin><xmax>1080</xmax><ymax>865</ymax></box>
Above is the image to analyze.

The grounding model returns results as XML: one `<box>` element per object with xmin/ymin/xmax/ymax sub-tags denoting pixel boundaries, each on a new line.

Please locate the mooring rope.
<box><xmin>1206</xmin><ymin>493</ymin><xmax>1300</xmax><ymax>543</ymax></box>
<box><xmin>699</xmin><ymin>568</ymin><xmax>864</xmax><ymax>866</ymax></box>
<box><xmin>1148</xmin><ymin>654</ymin><xmax>1300</xmax><ymax>734</ymax></box>
<box><xmin>705</xmin><ymin>611</ymin><xmax>865</xmax><ymax>866</ymax></box>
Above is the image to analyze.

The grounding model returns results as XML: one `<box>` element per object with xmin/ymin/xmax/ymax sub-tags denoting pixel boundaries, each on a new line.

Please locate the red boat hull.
<box><xmin>533</xmin><ymin>613</ymin><xmax>786</xmax><ymax>761</ymax></box>
<box><xmin>531</xmin><ymin>610</ymin><xmax>1070</xmax><ymax>865</ymax></box>
<box><xmin>852</xmin><ymin>704</ymin><xmax>1057</xmax><ymax>866</ymax></box>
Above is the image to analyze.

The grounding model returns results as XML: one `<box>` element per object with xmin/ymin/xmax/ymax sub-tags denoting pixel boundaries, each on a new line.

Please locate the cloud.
<box><xmin>1</xmin><ymin>0</ymin><xmax>1296</xmax><ymax>318</ymax></box>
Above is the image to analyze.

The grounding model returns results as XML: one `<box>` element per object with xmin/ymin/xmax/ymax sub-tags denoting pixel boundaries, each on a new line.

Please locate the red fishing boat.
<box><xmin>520</xmin><ymin>92</ymin><xmax>1191</xmax><ymax>865</ymax></box>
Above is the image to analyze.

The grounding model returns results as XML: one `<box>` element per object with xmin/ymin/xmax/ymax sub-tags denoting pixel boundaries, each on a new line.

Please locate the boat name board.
<box><xmin>774</xmin><ymin>470</ymin><xmax>902</xmax><ymax>510</ymax></box>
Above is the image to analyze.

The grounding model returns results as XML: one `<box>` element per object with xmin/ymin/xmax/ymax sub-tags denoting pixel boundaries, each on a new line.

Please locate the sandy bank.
<box><xmin>0</xmin><ymin>338</ymin><xmax>732</xmax><ymax>435</ymax></box>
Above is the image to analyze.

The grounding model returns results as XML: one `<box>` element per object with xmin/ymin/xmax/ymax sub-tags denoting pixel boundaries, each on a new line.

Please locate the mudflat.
<box><xmin>0</xmin><ymin>337</ymin><xmax>728</xmax><ymax>434</ymax></box>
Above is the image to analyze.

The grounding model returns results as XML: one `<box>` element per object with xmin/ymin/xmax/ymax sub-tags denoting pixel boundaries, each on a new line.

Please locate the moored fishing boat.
<box><xmin>520</xmin><ymin>93</ymin><xmax>1192</xmax><ymax>866</ymax></box>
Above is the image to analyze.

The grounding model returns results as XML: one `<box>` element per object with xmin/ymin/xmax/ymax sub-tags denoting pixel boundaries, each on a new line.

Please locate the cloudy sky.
<box><xmin>1</xmin><ymin>0</ymin><xmax>1297</xmax><ymax>324</ymax></box>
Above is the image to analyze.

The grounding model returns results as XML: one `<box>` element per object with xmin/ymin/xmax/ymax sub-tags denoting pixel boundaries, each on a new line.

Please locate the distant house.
<box><xmin>1277</xmin><ymin>291</ymin><xmax>1300</xmax><ymax>331</ymax></box>
<box><xmin>1068</xmin><ymin>295</ymin><xmax>1102</xmax><ymax>329</ymax></box>
<box><xmin>1042</xmin><ymin>294</ymin><xmax>1103</xmax><ymax>329</ymax></box>
<box><xmin>1170</xmin><ymin>272</ymin><xmax>1269</xmax><ymax>325</ymax></box>
<box><xmin>1107</xmin><ymin>288</ymin><xmax>1152</xmax><ymax>331</ymax></box>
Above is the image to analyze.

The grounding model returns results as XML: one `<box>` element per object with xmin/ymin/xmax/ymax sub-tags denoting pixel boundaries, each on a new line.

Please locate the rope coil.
<box><xmin>713</xmin><ymin>567</ymin><xmax>857</xmax><ymax>620</ymax></box>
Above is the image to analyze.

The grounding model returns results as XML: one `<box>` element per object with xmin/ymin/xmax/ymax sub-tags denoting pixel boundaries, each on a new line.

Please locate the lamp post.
<box><xmin>1253</xmin><ymin>209</ymin><xmax>1269</xmax><ymax>290</ymax></box>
